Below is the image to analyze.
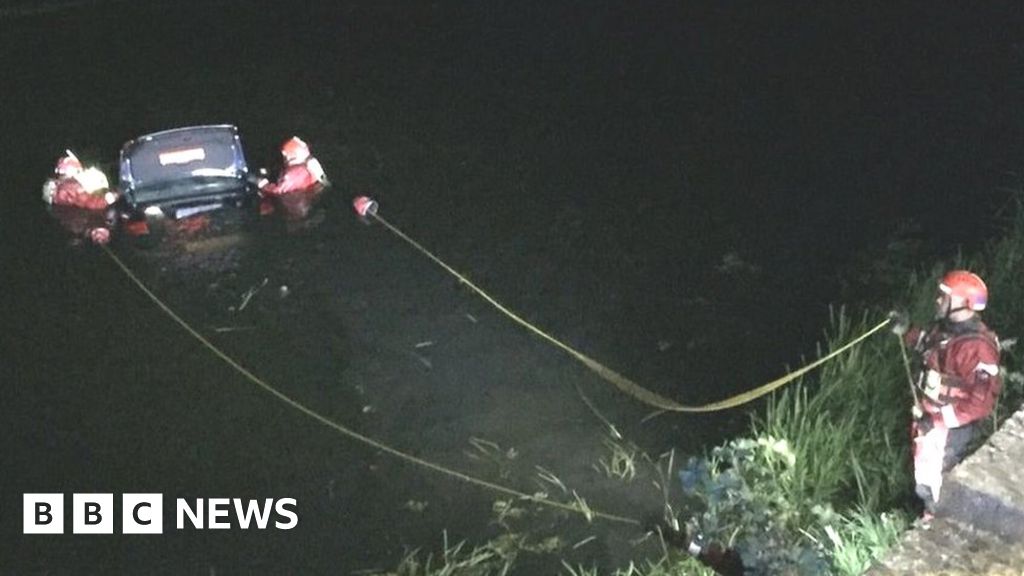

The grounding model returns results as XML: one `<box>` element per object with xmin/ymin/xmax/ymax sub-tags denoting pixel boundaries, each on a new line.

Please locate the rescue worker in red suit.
<box><xmin>258</xmin><ymin>136</ymin><xmax>329</xmax><ymax>222</ymax></box>
<box><xmin>890</xmin><ymin>270</ymin><xmax>1001</xmax><ymax>524</ymax></box>
<box><xmin>42</xmin><ymin>151</ymin><xmax>119</xmax><ymax>245</ymax></box>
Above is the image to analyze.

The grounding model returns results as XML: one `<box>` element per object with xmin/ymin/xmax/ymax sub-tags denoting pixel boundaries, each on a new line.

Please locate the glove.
<box><xmin>911</xmin><ymin>404</ymin><xmax>924</xmax><ymax>419</ymax></box>
<box><xmin>916</xmin><ymin>414</ymin><xmax>934</xmax><ymax>436</ymax></box>
<box><xmin>89</xmin><ymin>227</ymin><xmax>111</xmax><ymax>245</ymax></box>
<box><xmin>888</xmin><ymin>309</ymin><xmax>910</xmax><ymax>336</ymax></box>
<box><xmin>104</xmin><ymin>191</ymin><xmax>119</xmax><ymax>206</ymax></box>
<box><xmin>923</xmin><ymin>370</ymin><xmax>942</xmax><ymax>402</ymax></box>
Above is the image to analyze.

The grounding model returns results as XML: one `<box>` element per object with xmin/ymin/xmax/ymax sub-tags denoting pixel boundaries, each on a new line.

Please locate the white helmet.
<box><xmin>55</xmin><ymin>150</ymin><xmax>83</xmax><ymax>177</ymax></box>
<box><xmin>281</xmin><ymin>136</ymin><xmax>311</xmax><ymax>165</ymax></box>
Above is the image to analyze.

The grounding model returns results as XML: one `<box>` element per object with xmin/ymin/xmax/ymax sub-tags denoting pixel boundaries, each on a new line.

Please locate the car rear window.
<box><xmin>122</xmin><ymin>127</ymin><xmax>246</xmax><ymax>189</ymax></box>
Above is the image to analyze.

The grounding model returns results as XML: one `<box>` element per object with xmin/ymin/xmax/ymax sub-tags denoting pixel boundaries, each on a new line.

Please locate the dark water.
<box><xmin>2</xmin><ymin>1</ymin><xmax>1022</xmax><ymax>573</ymax></box>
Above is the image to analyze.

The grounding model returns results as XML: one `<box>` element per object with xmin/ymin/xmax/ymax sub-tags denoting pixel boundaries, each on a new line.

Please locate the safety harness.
<box><xmin>913</xmin><ymin>318</ymin><xmax>1000</xmax><ymax>406</ymax></box>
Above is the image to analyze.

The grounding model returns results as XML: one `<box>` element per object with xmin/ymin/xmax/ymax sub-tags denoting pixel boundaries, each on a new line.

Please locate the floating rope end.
<box><xmin>353</xmin><ymin>195</ymin><xmax>379</xmax><ymax>217</ymax></box>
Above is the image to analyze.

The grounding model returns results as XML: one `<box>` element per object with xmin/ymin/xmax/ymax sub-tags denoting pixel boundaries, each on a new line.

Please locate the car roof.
<box><xmin>121</xmin><ymin>124</ymin><xmax>240</xmax><ymax>152</ymax></box>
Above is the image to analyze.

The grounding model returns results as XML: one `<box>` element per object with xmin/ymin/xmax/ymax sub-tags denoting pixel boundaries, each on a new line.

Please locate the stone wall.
<box><xmin>867</xmin><ymin>406</ymin><xmax>1024</xmax><ymax>575</ymax></box>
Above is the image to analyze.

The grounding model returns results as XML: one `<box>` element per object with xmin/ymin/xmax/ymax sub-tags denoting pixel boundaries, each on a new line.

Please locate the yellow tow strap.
<box><xmin>368</xmin><ymin>212</ymin><xmax>891</xmax><ymax>412</ymax></box>
<box><xmin>101</xmin><ymin>245</ymin><xmax>639</xmax><ymax>526</ymax></box>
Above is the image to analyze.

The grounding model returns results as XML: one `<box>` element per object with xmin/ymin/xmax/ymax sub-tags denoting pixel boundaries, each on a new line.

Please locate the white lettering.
<box><xmin>176</xmin><ymin>498</ymin><xmax>204</xmax><ymax>529</ymax></box>
<box><xmin>208</xmin><ymin>498</ymin><xmax>231</xmax><ymax>529</ymax></box>
<box><xmin>233</xmin><ymin>499</ymin><xmax>273</xmax><ymax>529</ymax></box>
<box><xmin>275</xmin><ymin>498</ymin><xmax>298</xmax><ymax>529</ymax></box>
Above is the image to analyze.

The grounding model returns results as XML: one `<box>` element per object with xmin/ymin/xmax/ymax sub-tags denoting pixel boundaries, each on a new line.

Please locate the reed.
<box><xmin>754</xmin><ymin>309</ymin><xmax>913</xmax><ymax>514</ymax></box>
<box><xmin>594</xmin><ymin>436</ymin><xmax>640</xmax><ymax>483</ymax></box>
<box><xmin>818</xmin><ymin>508</ymin><xmax>909</xmax><ymax>576</ymax></box>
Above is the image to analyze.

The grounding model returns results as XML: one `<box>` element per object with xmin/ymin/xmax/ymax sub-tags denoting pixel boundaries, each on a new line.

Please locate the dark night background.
<box><xmin>2</xmin><ymin>1</ymin><xmax>1023</xmax><ymax>574</ymax></box>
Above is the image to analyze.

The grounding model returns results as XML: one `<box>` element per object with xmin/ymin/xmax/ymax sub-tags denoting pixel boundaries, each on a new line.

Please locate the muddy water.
<box><xmin>2</xmin><ymin>2</ymin><xmax>1020</xmax><ymax>574</ymax></box>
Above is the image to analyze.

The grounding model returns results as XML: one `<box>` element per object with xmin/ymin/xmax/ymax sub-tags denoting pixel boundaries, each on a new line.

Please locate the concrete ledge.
<box><xmin>867</xmin><ymin>405</ymin><xmax>1024</xmax><ymax>575</ymax></box>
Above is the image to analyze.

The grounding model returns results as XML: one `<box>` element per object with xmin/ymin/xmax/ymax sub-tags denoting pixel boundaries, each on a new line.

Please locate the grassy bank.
<box><xmin>373</xmin><ymin>192</ymin><xmax>1024</xmax><ymax>575</ymax></box>
<box><xmin>666</xmin><ymin>190</ymin><xmax>1024</xmax><ymax>574</ymax></box>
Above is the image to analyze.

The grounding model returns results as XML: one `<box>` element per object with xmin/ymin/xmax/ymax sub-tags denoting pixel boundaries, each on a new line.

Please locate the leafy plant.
<box><xmin>677</xmin><ymin>437</ymin><xmax>829</xmax><ymax>575</ymax></box>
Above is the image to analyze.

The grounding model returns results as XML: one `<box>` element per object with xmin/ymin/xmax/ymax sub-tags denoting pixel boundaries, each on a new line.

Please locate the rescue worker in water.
<box><xmin>890</xmin><ymin>270</ymin><xmax>1002</xmax><ymax>524</ymax></box>
<box><xmin>258</xmin><ymin>136</ymin><xmax>329</xmax><ymax>221</ymax></box>
<box><xmin>42</xmin><ymin>150</ymin><xmax>119</xmax><ymax>244</ymax></box>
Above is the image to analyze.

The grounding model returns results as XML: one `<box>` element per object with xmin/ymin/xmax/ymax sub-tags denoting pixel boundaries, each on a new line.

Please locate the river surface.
<box><xmin>2</xmin><ymin>1</ymin><xmax>1021</xmax><ymax>573</ymax></box>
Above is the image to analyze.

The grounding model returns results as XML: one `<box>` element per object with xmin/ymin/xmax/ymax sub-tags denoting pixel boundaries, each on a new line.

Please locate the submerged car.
<box><xmin>116</xmin><ymin>124</ymin><xmax>261</xmax><ymax>239</ymax></box>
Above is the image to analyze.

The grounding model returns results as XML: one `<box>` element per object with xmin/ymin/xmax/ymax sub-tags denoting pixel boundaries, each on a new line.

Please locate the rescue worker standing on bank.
<box><xmin>890</xmin><ymin>270</ymin><xmax>1002</xmax><ymax>524</ymax></box>
<box><xmin>258</xmin><ymin>136</ymin><xmax>329</xmax><ymax>222</ymax></box>
<box><xmin>42</xmin><ymin>150</ymin><xmax>118</xmax><ymax>244</ymax></box>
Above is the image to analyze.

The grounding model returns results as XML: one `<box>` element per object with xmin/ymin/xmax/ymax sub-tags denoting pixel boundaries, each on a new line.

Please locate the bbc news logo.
<box><xmin>24</xmin><ymin>494</ymin><xmax>298</xmax><ymax>534</ymax></box>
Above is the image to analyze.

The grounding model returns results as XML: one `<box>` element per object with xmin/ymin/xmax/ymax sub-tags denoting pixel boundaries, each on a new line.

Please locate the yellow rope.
<box><xmin>370</xmin><ymin>213</ymin><xmax>891</xmax><ymax>412</ymax></box>
<box><xmin>101</xmin><ymin>245</ymin><xmax>639</xmax><ymax>527</ymax></box>
<box><xmin>897</xmin><ymin>333</ymin><xmax>921</xmax><ymax>404</ymax></box>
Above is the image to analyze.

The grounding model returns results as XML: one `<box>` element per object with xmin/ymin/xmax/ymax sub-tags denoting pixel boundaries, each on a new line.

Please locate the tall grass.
<box><xmin>728</xmin><ymin>309</ymin><xmax>918</xmax><ymax>573</ymax></box>
<box><xmin>754</xmin><ymin>309</ymin><xmax>912</xmax><ymax>514</ymax></box>
<box><xmin>820</xmin><ymin>508</ymin><xmax>909</xmax><ymax>576</ymax></box>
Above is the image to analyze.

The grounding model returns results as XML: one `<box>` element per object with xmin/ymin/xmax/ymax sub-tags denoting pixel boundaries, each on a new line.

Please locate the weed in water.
<box><xmin>594</xmin><ymin>437</ymin><xmax>639</xmax><ymax>482</ymax></box>
<box><xmin>534</xmin><ymin>465</ymin><xmax>568</xmax><ymax>494</ymax></box>
<box><xmin>465</xmin><ymin>437</ymin><xmax>519</xmax><ymax>479</ymax></box>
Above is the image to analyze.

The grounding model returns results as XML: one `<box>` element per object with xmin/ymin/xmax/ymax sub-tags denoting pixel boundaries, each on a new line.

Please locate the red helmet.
<box><xmin>280</xmin><ymin>136</ymin><xmax>311</xmax><ymax>165</ymax></box>
<box><xmin>55</xmin><ymin>150</ymin><xmax>83</xmax><ymax>177</ymax></box>
<box><xmin>939</xmin><ymin>270</ymin><xmax>988</xmax><ymax>311</ymax></box>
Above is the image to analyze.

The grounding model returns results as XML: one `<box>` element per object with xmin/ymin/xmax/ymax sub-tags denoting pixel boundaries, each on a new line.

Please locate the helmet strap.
<box><xmin>945</xmin><ymin>305</ymin><xmax>976</xmax><ymax>322</ymax></box>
